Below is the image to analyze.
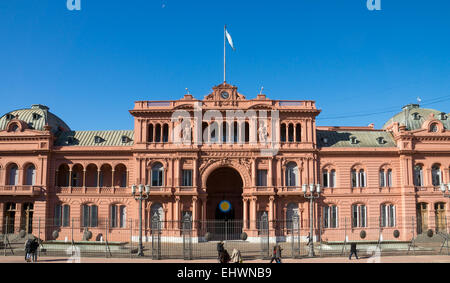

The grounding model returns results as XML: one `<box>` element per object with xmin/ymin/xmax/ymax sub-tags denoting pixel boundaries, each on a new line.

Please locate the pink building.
<box><xmin>0</xmin><ymin>82</ymin><xmax>449</xmax><ymax>244</ymax></box>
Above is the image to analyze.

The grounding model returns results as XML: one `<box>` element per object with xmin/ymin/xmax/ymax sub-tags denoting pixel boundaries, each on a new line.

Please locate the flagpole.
<box><xmin>224</xmin><ymin>25</ymin><xmax>226</xmax><ymax>83</ymax></box>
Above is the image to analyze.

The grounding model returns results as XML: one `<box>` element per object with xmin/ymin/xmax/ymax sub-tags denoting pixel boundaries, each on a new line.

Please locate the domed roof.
<box><xmin>0</xmin><ymin>104</ymin><xmax>71</xmax><ymax>135</ymax></box>
<box><xmin>383</xmin><ymin>104</ymin><xmax>450</xmax><ymax>131</ymax></box>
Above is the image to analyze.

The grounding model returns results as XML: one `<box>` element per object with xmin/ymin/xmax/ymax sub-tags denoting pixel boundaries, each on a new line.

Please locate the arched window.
<box><xmin>288</xmin><ymin>124</ymin><xmax>294</xmax><ymax>142</ymax></box>
<box><xmin>244</xmin><ymin>122</ymin><xmax>250</xmax><ymax>143</ymax></box>
<box><xmin>162</xmin><ymin>124</ymin><xmax>169</xmax><ymax>143</ymax></box>
<box><xmin>285</xmin><ymin>162</ymin><xmax>299</xmax><ymax>187</ymax></box>
<box><xmin>150</xmin><ymin>203</ymin><xmax>165</xmax><ymax>223</ymax></box>
<box><xmin>148</xmin><ymin>124</ymin><xmax>154</xmax><ymax>142</ymax></box>
<box><xmin>155</xmin><ymin>124</ymin><xmax>161</xmax><ymax>143</ymax></box>
<box><xmin>57</xmin><ymin>164</ymin><xmax>70</xmax><ymax>187</ymax></box>
<box><xmin>352</xmin><ymin>204</ymin><xmax>367</xmax><ymax>228</ymax></box>
<box><xmin>323</xmin><ymin>204</ymin><xmax>338</xmax><ymax>228</ymax></box>
<box><xmin>431</xmin><ymin>164</ymin><xmax>442</xmax><ymax>186</ymax></box>
<box><xmin>351</xmin><ymin>168</ymin><xmax>366</xmax><ymax>188</ymax></box>
<box><xmin>295</xmin><ymin>124</ymin><xmax>301</xmax><ymax>142</ymax></box>
<box><xmin>323</xmin><ymin>169</ymin><xmax>336</xmax><ymax>188</ymax></box>
<box><xmin>81</xmin><ymin>204</ymin><xmax>98</xmax><ymax>228</ymax></box>
<box><xmin>25</xmin><ymin>164</ymin><xmax>36</xmax><ymax>186</ymax></box>
<box><xmin>414</xmin><ymin>164</ymin><xmax>424</xmax><ymax>187</ymax></box>
<box><xmin>381</xmin><ymin>204</ymin><xmax>396</xmax><ymax>227</ymax></box>
<box><xmin>430</xmin><ymin>123</ymin><xmax>439</xmax><ymax>133</ymax></box>
<box><xmin>111</xmin><ymin>204</ymin><xmax>126</xmax><ymax>228</ymax></box>
<box><xmin>286</xmin><ymin>203</ymin><xmax>299</xmax><ymax>230</ymax></box>
<box><xmin>55</xmin><ymin>204</ymin><xmax>70</xmax><ymax>227</ymax></box>
<box><xmin>8</xmin><ymin>164</ymin><xmax>19</xmax><ymax>186</ymax></box>
<box><xmin>71</xmin><ymin>164</ymin><xmax>84</xmax><ymax>187</ymax></box>
<box><xmin>379</xmin><ymin>168</ymin><xmax>393</xmax><ymax>188</ymax></box>
<box><xmin>151</xmin><ymin>163</ymin><xmax>164</xmax><ymax>187</ymax></box>
<box><xmin>280</xmin><ymin>124</ymin><xmax>286</xmax><ymax>143</ymax></box>
<box><xmin>222</xmin><ymin>122</ymin><xmax>229</xmax><ymax>143</ymax></box>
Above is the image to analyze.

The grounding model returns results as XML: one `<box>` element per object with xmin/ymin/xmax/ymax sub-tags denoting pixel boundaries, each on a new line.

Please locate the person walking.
<box><xmin>349</xmin><ymin>243</ymin><xmax>359</xmax><ymax>260</ymax></box>
<box><xmin>24</xmin><ymin>238</ymin><xmax>33</xmax><ymax>262</ymax></box>
<box><xmin>270</xmin><ymin>244</ymin><xmax>282</xmax><ymax>263</ymax></box>
<box><xmin>29</xmin><ymin>238</ymin><xmax>40</xmax><ymax>263</ymax></box>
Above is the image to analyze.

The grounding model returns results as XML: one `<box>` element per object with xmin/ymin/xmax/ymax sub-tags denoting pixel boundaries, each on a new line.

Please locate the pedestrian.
<box><xmin>270</xmin><ymin>244</ymin><xmax>282</xmax><ymax>263</ymax></box>
<box><xmin>349</xmin><ymin>243</ymin><xmax>359</xmax><ymax>260</ymax></box>
<box><xmin>230</xmin><ymin>249</ymin><xmax>243</xmax><ymax>263</ymax></box>
<box><xmin>30</xmin><ymin>238</ymin><xmax>40</xmax><ymax>262</ymax></box>
<box><xmin>219</xmin><ymin>248</ymin><xmax>231</xmax><ymax>264</ymax></box>
<box><xmin>306</xmin><ymin>233</ymin><xmax>312</xmax><ymax>246</ymax></box>
<box><xmin>24</xmin><ymin>238</ymin><xmax>33</xmax><ymax>262</ymax></box>
<box><xmin>217</xmin><ymin>241</ymin><xmax>225</xmax><ymax>262</ymax></box>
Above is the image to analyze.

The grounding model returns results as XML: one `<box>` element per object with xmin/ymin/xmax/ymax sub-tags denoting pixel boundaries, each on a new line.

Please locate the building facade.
<box><xmin>0</xmin><ymin>82</ymin><xmax>449</xmax><ymax>243</ymax></box>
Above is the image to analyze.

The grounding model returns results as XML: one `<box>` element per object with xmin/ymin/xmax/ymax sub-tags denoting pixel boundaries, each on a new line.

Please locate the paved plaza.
<box><xmin>0</xmin><ymin>255</ymin><xmax>449</xmax><ymax>263</ymax></box>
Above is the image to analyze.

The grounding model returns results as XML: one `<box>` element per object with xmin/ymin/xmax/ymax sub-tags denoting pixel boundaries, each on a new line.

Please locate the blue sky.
<box><xmin>1</xmin><ymin>0</ymin><xmax>450</xmax><ymax>131</ymax></box>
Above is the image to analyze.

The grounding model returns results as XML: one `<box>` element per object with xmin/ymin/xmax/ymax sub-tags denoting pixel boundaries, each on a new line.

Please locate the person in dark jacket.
<box><xmin>29</xmin><ymin>238</ymin><xmax>40</xmax><ymax>262</ymax></box>
<box><xmin>217</xmin><ymin>241</ymin><xmax>225</xmax><ymax>262</ymax></box>
<box><xmin>219</xmin><ymin>249</ymin><xmax>231</xmax><ymax>264</ymax></box>
<box><xmin>349</xmin><ymin>243</ymin><xmax>359</xmax><ymax>260</ymax></box>
<box><xmin>24</xmin><ymin>238</ymin><xmax>33</xmax><ymax>262</ymax></box>
<box><xmin>270</xmin><ymin>244</ymin><xmax>282</xmax><ymax>263</ymax></box>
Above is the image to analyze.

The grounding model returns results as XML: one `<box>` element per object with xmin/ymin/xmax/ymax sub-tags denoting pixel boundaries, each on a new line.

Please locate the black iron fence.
<box><xmin>1</xmin><ymin>215</ymin><xmax>449</xmax><ymax>260</ymax></box>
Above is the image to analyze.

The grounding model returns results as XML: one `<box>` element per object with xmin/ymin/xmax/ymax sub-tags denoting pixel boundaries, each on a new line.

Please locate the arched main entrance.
<box><xmin>206</xmin><ymin>167</ymin><xmax>243</xmax><ymax>240</ymax></box>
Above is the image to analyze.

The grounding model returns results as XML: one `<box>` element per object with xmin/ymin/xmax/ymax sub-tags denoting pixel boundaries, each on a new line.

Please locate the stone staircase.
<box><xmin>412</xmin><ymin>232</ymin><xmax>450</xmax><ymax>254</ymax></box>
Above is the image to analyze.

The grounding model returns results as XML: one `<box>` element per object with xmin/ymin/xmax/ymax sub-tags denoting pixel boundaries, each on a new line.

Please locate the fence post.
<box><xmin>151</xmin><ymin>214</ymin><xmax>161</xmax><ymax>260</ymax></box>
<box><xmin>130</xmin><ymin>219</ymin><xmax>133</xmax><ymax>259</ymax></box>
<box><xmin>319</xmin><ymin>216</ymin><xmax>322</xmax><ymax>258</ymax></box>
<box><xmin>182</xmin><ymin>214</ymin><xmax>192</xmax><ymax>260</ymax></box>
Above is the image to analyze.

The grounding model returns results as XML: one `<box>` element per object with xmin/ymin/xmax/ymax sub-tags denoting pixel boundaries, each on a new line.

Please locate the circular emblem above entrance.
<box><xmin>219</xmin><ymin>200</ymin><xmax>232</xmax><ymax>213</ymax></box>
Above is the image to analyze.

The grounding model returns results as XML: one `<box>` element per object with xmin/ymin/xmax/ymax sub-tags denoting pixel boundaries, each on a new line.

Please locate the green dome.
<box><xmin>0</xmin><ymin>104</ymin><xmax>71</xmax><ymax>135</ymax></box>
<box><xmin>383</xmin><ymin>104</ymin><xmax>449</xmax><ymax>130</ymax></box>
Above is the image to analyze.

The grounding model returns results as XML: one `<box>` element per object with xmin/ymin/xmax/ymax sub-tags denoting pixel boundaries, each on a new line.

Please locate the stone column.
<box><xmin>112</xmin><ymin>170</ymin><xmax>115</xmax><ymax>188</ymax></box>
<box><xmin>193</xmin><ymin>159</ymin><xmax>198</xmax><ymax>188</ymax></box>
<box><xmin>243</xmin><ymin>198</ymin><xmax>248</xmax><ymax>229</ymax></box>
<box><xmin>251</xmin><ymin>158</ymin><xmax>257</xmax><ymax>188</ymax></box>
<box><xmin>277</xmin><ymin>158</ymin><xmax>282</xmax><ymax>187</ymax></box>
<box><xmin>175</xmin><ymin>196</ymin><xmax>181</xmax><ymax>229</ymax></box>
<box><xmin>14</xmin><ymin>203</ymin><xmax>22</xmax><ymax>234</ymax></box>
<box><xmin>192</xmin><ymin>196</ymin><xmax>198</xmax><ymax>221</ymax></box>
<box><xmin>268</xmin><ymin>158</ymin><xmax>273</xmax><ymax>187</ymax></box>
<box><xmin>68</xmin><ymin>170</ymin><xmax>73</xmax><ymax>188</ymax></box>
<box><xmin>201</xmin><ymin>197</ymin><xmax>207</xmax><ymax>221</ymax></box>
<box><xmin>250</xmin><ymin>197</ymin><xmax>257</xmax><ymax>230</ymax></box>
<box><xmin>269</xmin><ymin>196</ymin><xmax>275</xmax><ymax>229</ymax></box>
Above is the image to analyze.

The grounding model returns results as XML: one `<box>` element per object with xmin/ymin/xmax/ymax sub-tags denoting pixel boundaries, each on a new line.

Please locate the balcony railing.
<box><xmin>56</xmin><ymin>187</ymin><xmax>130</xmax><ymax>195</ymax></box>
<box><xmin>0</xmin><ymin>185</ymin><xmax>43</xmax><ymax>196</ymax></box>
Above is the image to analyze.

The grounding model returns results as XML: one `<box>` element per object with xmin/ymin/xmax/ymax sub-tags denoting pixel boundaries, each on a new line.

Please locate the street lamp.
<box><xmin>302</xmin><ymin>183</ymin><xmax>322</xmax><ymax>257</ymax></box>
<box><xmin>440</xmin><ymin>183</ymin><xmax>450</xmax><ymax>198</ymax></box>
<box><xmin>132</xmin><ymin>184</ymin><xmax>150</xmax><ymax>256</ymax></box>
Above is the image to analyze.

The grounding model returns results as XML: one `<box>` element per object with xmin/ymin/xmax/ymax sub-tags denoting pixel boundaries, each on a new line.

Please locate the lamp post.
<box><xmin>132</xmin><ymin>184</ymin><xmax>150</xmax><ymax>257</ymax></box>
<box><xmin>440</xmin><ymin>183</ymin><xmax>450</xmax><ymax>198</ymax></box>
<box><xmin>302</xmin><ymin>183</ymin><xmax>322</xmax><ymax>257</ymax></box>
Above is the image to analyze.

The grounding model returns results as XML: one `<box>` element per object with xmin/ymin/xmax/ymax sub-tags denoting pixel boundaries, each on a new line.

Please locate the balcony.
<box><xmin>0</xmin><ymin>186</ymin><xmax>43</xmax><ymax>196</ymax></box>
<box><xmin>56</xmin><ymin>187</ymin><xmax>130</xmax><ymax>195</ymax></box>
<box><xmin>415</xmin><ymin>186</ymin><xmax>442</xmax><ymax>194</ymax></box>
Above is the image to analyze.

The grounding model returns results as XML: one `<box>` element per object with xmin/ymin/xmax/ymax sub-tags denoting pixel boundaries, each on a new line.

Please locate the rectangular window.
<box><xmin>62</xmin><ymin>205</ymin><xmax>70</xmax><ymax>227</ymax></box>
<box><xmin>111</xmin><ymin>205</ymin><xmax>117</xmax><ymax>228</ymax></box>
<box><xmin>257</xmin><ymin>170</ymin><xmax>267</xmax><ymax>187</ymax></box>
<box><xmin>351</xmin><ymin>170</ymin><xmax>357</xmax><ymax>188</ymax></box>
<box><xmin>330</xmin><ymin>170</ymin><xmax>336</xmax><ymax>188</ymax></box>
<box><xmin>182</xmin><ymin>170</ymin><xmax>193</xmax><ymax>187</ymax></box>
<box><xmin>55</xmin><ymin>205</ymin><xmax>61</xmax><ymax>227</ymax></box>
<box><xmin>352</xmin><ymin>205</ymin><xmax>366</xmax><ymax>228</ymax></box>
<box><xmin>323</xmin><ymin>171</ymin><xmax>329</xmax><ymax>188</ymax></box>
<box><xmin>120</xmin><ymin>206</ymin><xmax>126</xmax><ymax>228</ymax></box>
<box><xmin>380</xmin><ymin>171</ymin><xmax>385</xmax><ymax>187</ymax></box>
<box><xmin>323</xmin><ymin>207</ymin><xmax>329</xmax><ymax>228</ymax></box>
<box><xmin>387</xmin><ymin>170</ymin><xmax>392</xmax><ymax>187</ymax></box>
